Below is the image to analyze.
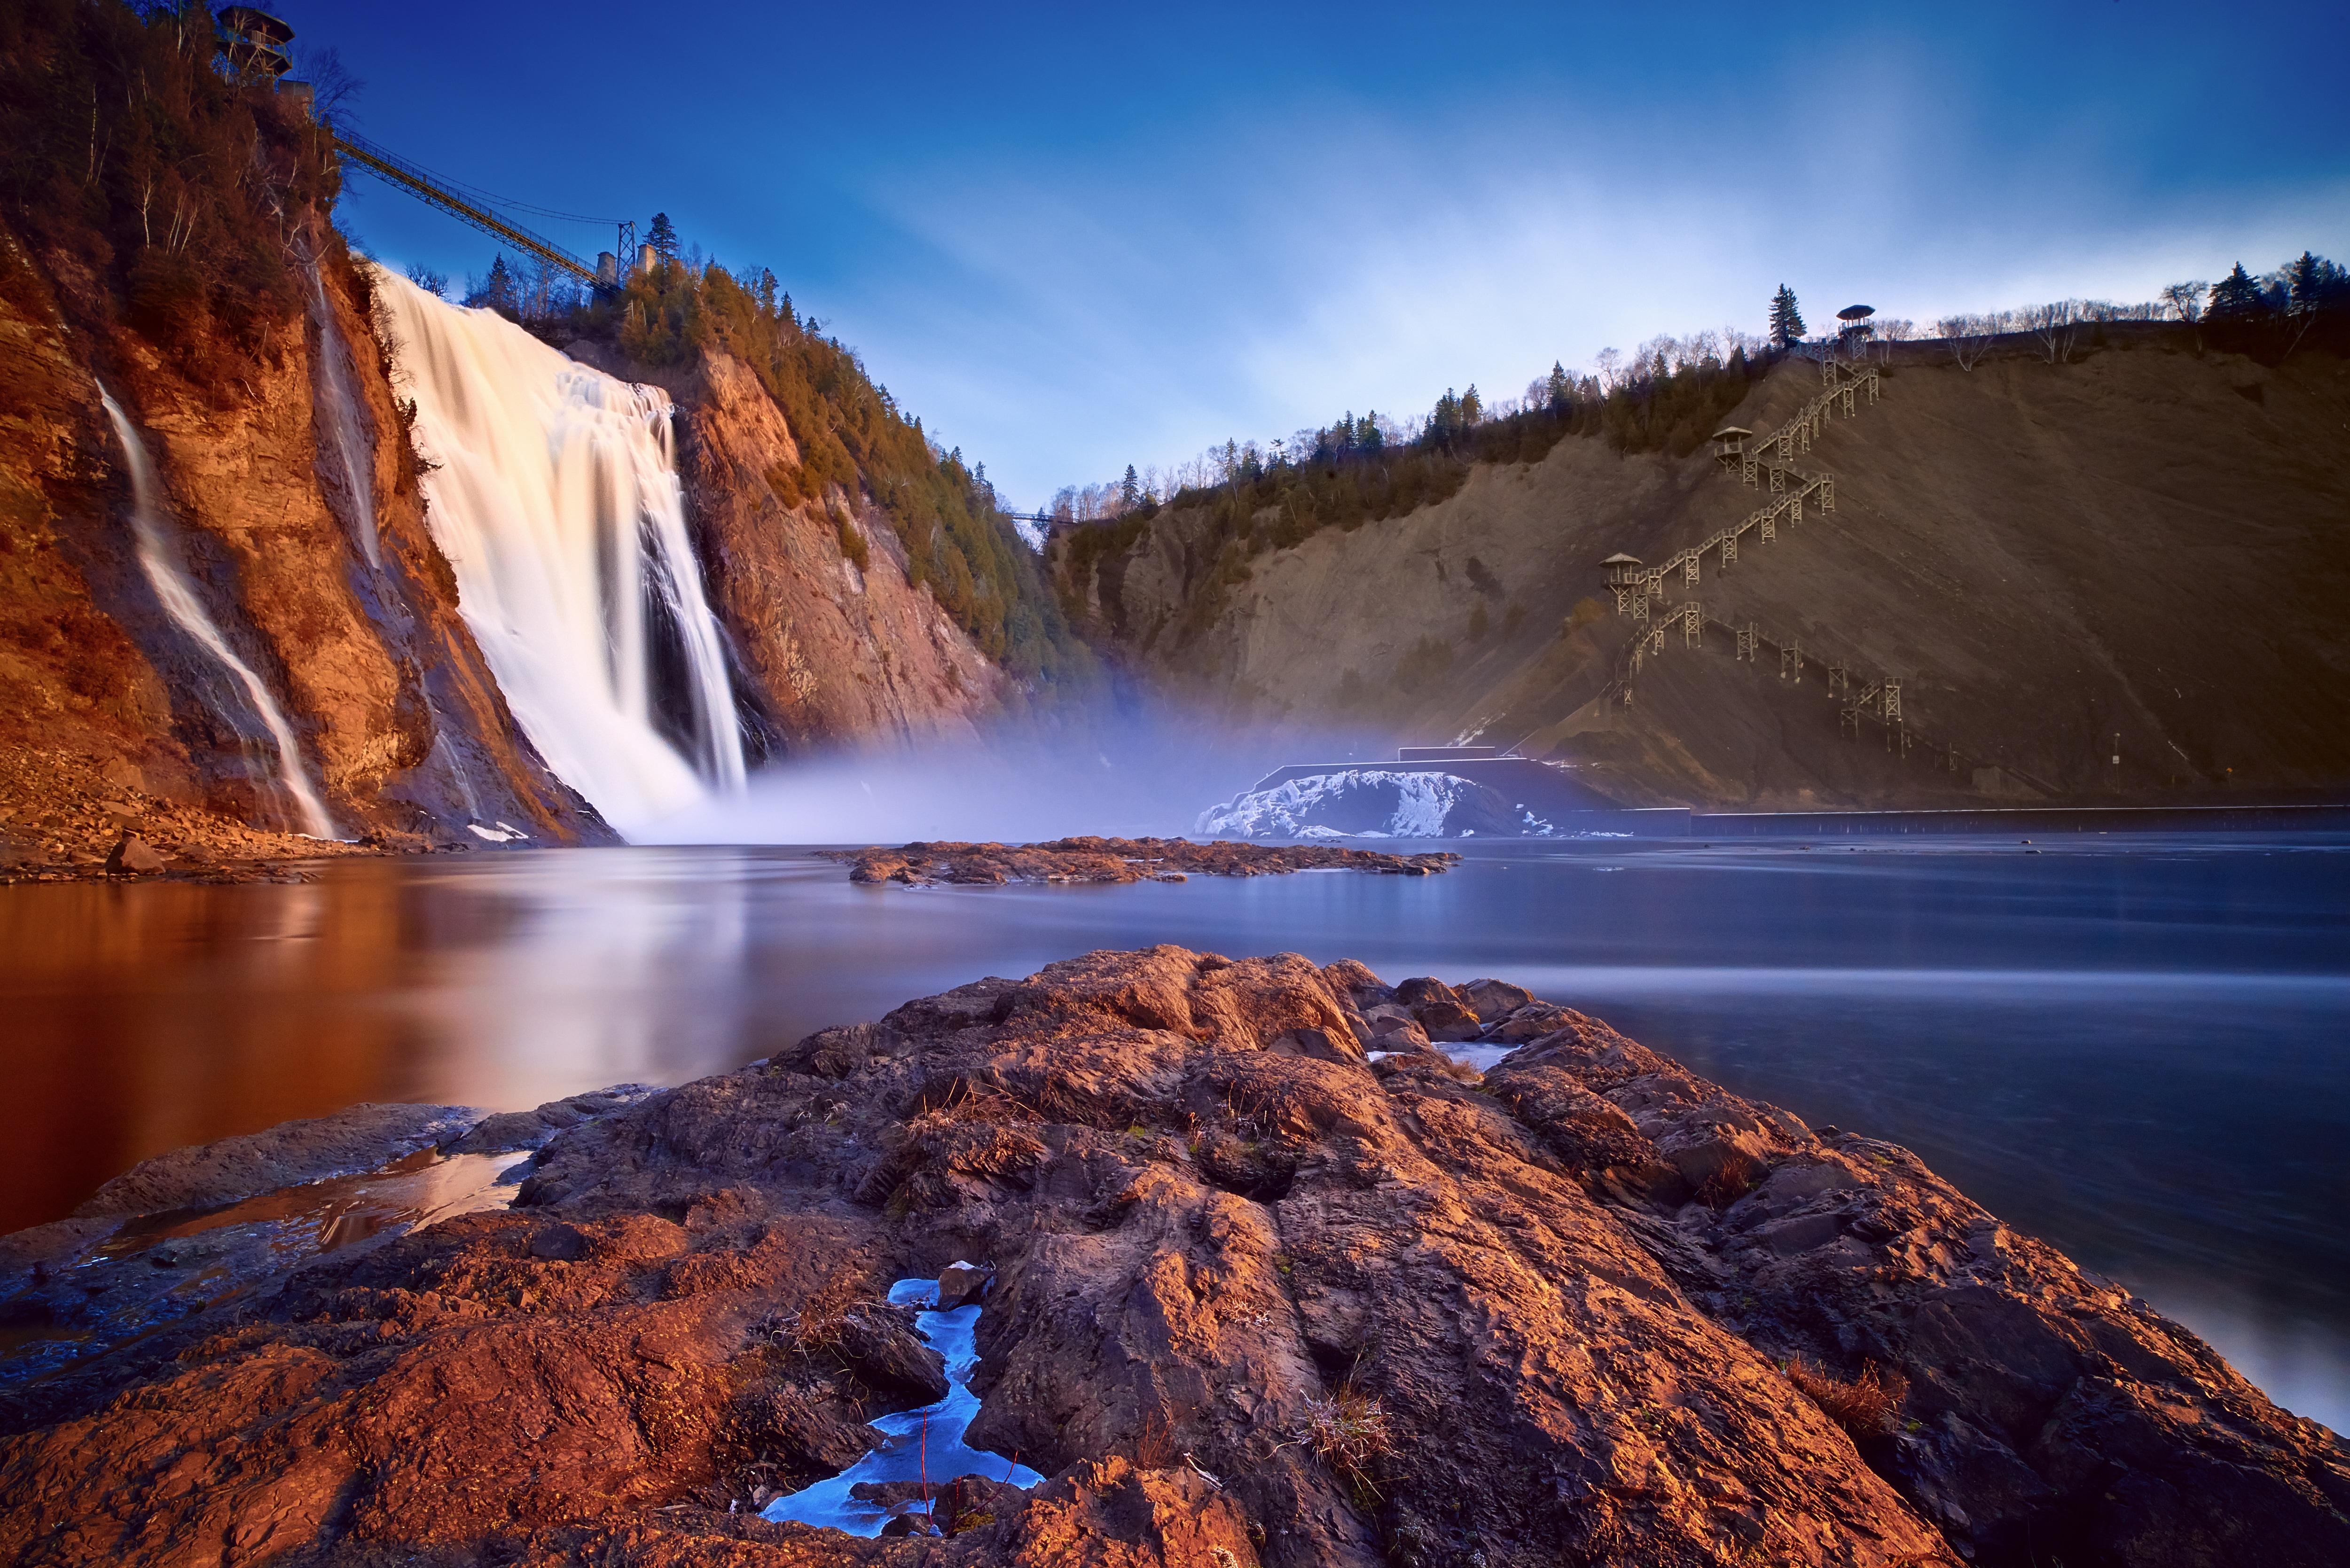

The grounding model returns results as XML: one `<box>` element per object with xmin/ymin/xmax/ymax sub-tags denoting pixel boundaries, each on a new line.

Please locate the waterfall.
<box><xmin>98</xmin><ymin>389</ymin><xmax>338</xmax><ymax>839</ymax></box>
<box><xmin>368</xmin><ymin>269</ymin><xmax>746</xmax><ymax>834</ymax></box>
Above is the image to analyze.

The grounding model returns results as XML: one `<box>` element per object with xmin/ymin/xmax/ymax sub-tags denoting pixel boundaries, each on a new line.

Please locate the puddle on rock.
<box><xmin>0</xmin><ymin>1149</ymin><xmax>522</xmax><ymax>1383</ymax></box>
<box><xmin>761</xmin><ymin>1276</ymin><xmax>1045</xmax><ymax>1535</ymax></box>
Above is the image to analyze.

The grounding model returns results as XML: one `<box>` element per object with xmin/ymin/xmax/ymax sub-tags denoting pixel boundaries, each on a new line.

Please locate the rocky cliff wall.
<box><xmin>665</xmin><ymin>350</ymin><xmax>1010</xmax><ymax>756</ymax></box>
<box><xmin>1056</xmin><ymin>338</ymin><xmax>2350</xmax><ymax>809</ymax></box>
<box><xmin>0</xmin><ymin>218</ymin><xmax>609</xmax><ymax>848</ymax></box>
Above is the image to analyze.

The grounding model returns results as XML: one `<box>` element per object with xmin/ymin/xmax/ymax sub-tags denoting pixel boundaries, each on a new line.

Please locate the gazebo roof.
<box><xmin>1599</xmin><ymin>552</ymin><xmax>1643</xmax><ymax>567</ymax></box>
<box><xmin>218</xmin><ymin>7</ymin><xmax>294</xmax><ymax>45</ymax></box>
<box><xmin>1837</xmin><ymin>304</ymin><xmax>1876</xmax><ymax>320</ymax></box>
<box><xmin>1710</xmin><ymin>426</ymin><xmax>1753</xmax><ymax>441</ymax></box>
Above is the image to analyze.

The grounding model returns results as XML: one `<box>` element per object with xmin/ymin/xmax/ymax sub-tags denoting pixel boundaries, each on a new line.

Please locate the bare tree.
<box><xmin>291</xmin><ymin>46</ymin><xmax>364</xmax><ymax>125</ymax></box>
<box><xmin>1872</xmin><ymin>317</ymin><xmax>1916</xmax><ymax>364</ymax></box>
<box><xmin>1594</xmin><ymin>347</ymin><xmax>1624</xmax><ymax>391</ymax></box>
<box><xmin>2158</xmin><ymin>281</ymin><xmax>2207</xmax><ymax>324</ymax></box>
<box><xmin>2021</xmin><ymin>300</ymin><xmax>2086</xmax><ymax>364</ymax></box>
<box><xmin>1936</xmin><ymin>313</ymin><xmax>1996</xmax><ymax>371</ymax></box>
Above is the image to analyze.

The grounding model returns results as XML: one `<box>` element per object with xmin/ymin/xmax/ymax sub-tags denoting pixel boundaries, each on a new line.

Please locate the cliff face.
<box><xmin>668</xmin><ymin>351</ymin><xmax>1009</xmax><ymax>755</ymax></box>
<box><xmin>1055</xmin><ymin>336</ymin><xmax>2350</xmax><ymax>809</ymax></box>
<box><xmin>0</xmin><ymin>218</ymin><xmax>609</xmax><ymax>846</ymax></box>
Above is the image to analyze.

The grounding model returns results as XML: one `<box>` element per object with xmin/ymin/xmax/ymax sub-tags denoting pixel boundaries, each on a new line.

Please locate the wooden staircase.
<box><xmin>1597</xmin><ymin>354</ymin><xmax>1990</xmax><ymax>777</ymax></box>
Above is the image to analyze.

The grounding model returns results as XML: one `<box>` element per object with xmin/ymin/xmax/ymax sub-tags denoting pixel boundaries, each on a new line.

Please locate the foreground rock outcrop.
<box><xmin>3</xmin><ymin>949</ymin><xmax>2343</xmax><ymax>1567</ymax></box>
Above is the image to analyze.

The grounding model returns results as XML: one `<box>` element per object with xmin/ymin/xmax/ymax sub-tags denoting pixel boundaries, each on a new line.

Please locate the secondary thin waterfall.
<box><xmin>98</xmin><ymin>389</ymin><xmax>338</xmax><ymax>839</ymax></box>
<box><xmin>368</xmin><ymin>268</ymin><xmax>746</xmax><ymax>833</ymax></box>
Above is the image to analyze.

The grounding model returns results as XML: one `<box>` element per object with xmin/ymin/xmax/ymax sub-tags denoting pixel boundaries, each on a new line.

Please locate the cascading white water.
<box><xmin>367</xmin><ymin>268</ymin><xmax>746</xmax><ymax>834</ymax></box>
<box><xmin>99</xmin><ymin>389</ymin><xmax>338</xmax><ymax>839</ymax></box>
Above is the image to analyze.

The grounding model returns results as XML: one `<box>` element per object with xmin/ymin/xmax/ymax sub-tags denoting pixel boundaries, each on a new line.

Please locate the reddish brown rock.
<box><xmin>829</xmin><ymin>836</ymin><xmax>1459</xmax><ymax>887</ymax></box>
<box><xmin>100</xmin><ymin>831</ymin><xmax>163</xmax><ymax>874</ymax></box>
<box><xmin>669</xmin><ymin>351</ymin><xmax>1011</xmax><ymax>757</ymax></box>
<box><xmin>2</xmin><ymin>948</ymin><xmax>2342</xmax><ymax>1568</ymax></box>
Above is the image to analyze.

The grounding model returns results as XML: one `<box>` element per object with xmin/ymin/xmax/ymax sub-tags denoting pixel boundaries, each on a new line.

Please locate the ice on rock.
<box><xmin>760</xmin><ymin>1278</ymin><xmax>1044</xmax><ymax>1537</ymax></box>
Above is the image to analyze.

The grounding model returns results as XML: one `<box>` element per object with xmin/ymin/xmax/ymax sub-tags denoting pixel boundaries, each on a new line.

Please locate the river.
<box><xmin>1</xmin><ymin>830</ymin><xmax>2342</xmax><ymax>1431</ymax></box>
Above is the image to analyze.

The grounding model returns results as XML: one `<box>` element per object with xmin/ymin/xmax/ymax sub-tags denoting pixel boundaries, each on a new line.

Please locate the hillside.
<box><xmin>1051</xmin><ymin>331</ymin><xmax>2350</xmax><ymax>809</ymax></box>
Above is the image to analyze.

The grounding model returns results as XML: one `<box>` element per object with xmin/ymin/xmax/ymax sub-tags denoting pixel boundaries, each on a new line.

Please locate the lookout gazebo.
<box><xmin>217</xmin><ymin>7</ymin><xmax>293</xmax><ymax>79</ymax></box>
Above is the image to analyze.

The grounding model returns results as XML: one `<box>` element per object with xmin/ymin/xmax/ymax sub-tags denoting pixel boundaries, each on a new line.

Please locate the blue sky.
<box><xmin>299</xmin><ymin>1</ymin><xmax>2350</xmax><ymax>508</ymax></box>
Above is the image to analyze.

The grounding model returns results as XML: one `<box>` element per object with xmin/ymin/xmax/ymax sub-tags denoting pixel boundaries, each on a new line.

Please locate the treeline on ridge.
<box><xmin>1060</xmin><ymin>345</ymin><xmax>1768</xmax><ymax>595</ymax></box>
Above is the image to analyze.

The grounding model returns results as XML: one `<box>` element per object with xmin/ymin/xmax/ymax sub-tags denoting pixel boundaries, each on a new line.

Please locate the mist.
<box><xmin>628</xmin><ymin>711</ymin><xmax>1402</xmax><ymax>847</ymax></box>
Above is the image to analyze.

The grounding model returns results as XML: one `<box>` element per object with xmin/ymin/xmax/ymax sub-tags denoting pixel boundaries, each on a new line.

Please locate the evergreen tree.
<box><xmin>647</xmin><ymin>212</ymin><xmax>680</xmax><ymax>261</ymax></box>
<box><xmin>1769</xmin><ymin>285</ymin><xmax>1805</xmax><ymax>349</ymax></box>
<box><xmin>1356</xmin><ymin>412</ymin><xmax>1382</xmax><ymax>452</ymax></box>
<box><xmin>1546</xmin><ymin>361</ymin><xmax>1570</xmax><ymax>410</ymax></box>
<box><xmin>468</xmin><ymin>255</ymin><xmax>518</xmax><ymax>315</ymax></box>
<box><xmin>2208</xmin><ymin>263</ymin><xmax>2266</xmax><ymax>320</ymax></box>
<box><xmin>1461</xmin><ymin>384</ymin><xmax>1482</xmax><ymax>424</ymax></box>
<box><xmin>2283</xmin><ymin>251</ymin><xmax>2345</xmax><ymax>314</ymax></box>
<box><xmin>1119</xmin><ymin>465</ymin><xmax>1140</xmax><ymax>509</ymax></box>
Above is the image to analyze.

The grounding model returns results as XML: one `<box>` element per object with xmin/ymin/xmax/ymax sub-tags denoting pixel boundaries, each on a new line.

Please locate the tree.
<box><xmin>1119</xmin><ymin>465</ymin><xmax>1140</xmax><ymax>509</ymax></box>
<box><xmin>403</xmin><ymin>260</ymin><xmax>448</xmax><ymax>297</ymax></box>
<box><xmin>2284</xmin><ymin>251</ymin><xmax>2345</xmax><ymax>315</ymax></box>
<box><xmin>1460</xmin><ymin>384</ymin><xmax>1482</xmax><ymax>425</ymax></box>
<box><xmin>1935</xmin><ymin>314</ymin><xmax>1995</xmax><ymax>371</ymax></box>
<box><xmin>2158</xmin><ymin>281</ymin><xmax>2207</xmax><ymax>324</ymax></box>
<box><xmin>467</xmin><ymin>254</ymin><xmax>517</xmax><ymax>315</ymax></box>
<box><xmin>1427</xmin><ymin>390</ymin><xmax>1462</xmax><ymax>449</ymax></box>
<box><xmin>647</xmin><ymin>212</ymin><xmax>680</xmax><ymax>261</ymax></box>
<box><xmin>1546</xmin><ymin>361</ymin><xmax>1570</xmax><ymax>410</ymax></box>
<box><xmin>1770</xmin><ymin>285</ymin><xmax>1805</xmax><ymax>349</ymax></box>
<box><xmin>2207</xmin><ymin>263</ymin><xmax>2266</xmax><ymax>321</ymax></box>
<box><xmin>2021</xmin><ymin>300</ymin><xmax>2084</xmax><ymax>365</ymax></box>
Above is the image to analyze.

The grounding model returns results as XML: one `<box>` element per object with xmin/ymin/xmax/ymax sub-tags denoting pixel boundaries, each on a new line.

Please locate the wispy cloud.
<box><xmin>829</xmin><ymin>65</ymin><xmax>2348</xmax><ymax>504</ymax></box>
<box><xmin>319</xmin><ymin>0</ymin><xmax>2350</xmax><ymax>508</ymax></box>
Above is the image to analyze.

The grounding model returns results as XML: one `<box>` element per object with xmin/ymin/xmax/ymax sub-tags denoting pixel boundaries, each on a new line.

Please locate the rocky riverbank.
<box><xmin>830</xmin><ymin>837</ymin><xmax>1460</xmax><ymax>886</ymax></box>
<box><xmin>0</xmin><ymin>747</ymin><xmax>462</xmax><ymax>885</ymax></box>
<box><xmin>4</xmin><ymin>948</ymin><xmax>2344</xmax><ymax>1567</ymax></box>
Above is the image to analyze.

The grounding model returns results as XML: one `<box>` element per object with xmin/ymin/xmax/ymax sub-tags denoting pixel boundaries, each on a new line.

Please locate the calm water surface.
<box><xmin>2</xmin><ymin>832</ymin><xmax>2343</xmax><ymax>1430</ymax></box>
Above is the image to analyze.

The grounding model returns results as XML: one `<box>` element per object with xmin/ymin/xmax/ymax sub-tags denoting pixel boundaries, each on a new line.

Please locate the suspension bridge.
<box><xmin>329</xmin><ymin>128</ymin><xmax>634</xmax><ymax>293</ymax></box>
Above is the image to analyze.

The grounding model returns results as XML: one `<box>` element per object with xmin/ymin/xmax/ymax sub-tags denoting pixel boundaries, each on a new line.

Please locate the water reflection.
<box><xmin>0</xmin><ymin>834</ymin><xmax>2342</xmax><ymax>1430</ymax></box>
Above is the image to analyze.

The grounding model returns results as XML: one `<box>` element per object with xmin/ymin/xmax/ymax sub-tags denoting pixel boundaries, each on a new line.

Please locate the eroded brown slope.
<box><xmin>1057</xmin><ymin>339</ymin><xmax>2350</xmax><ymax>807</ymax></box>
<box><xmin>5</xmin><ymin>949</ymin><xmax>2342</xmax><ymax>1567</ymax></box>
